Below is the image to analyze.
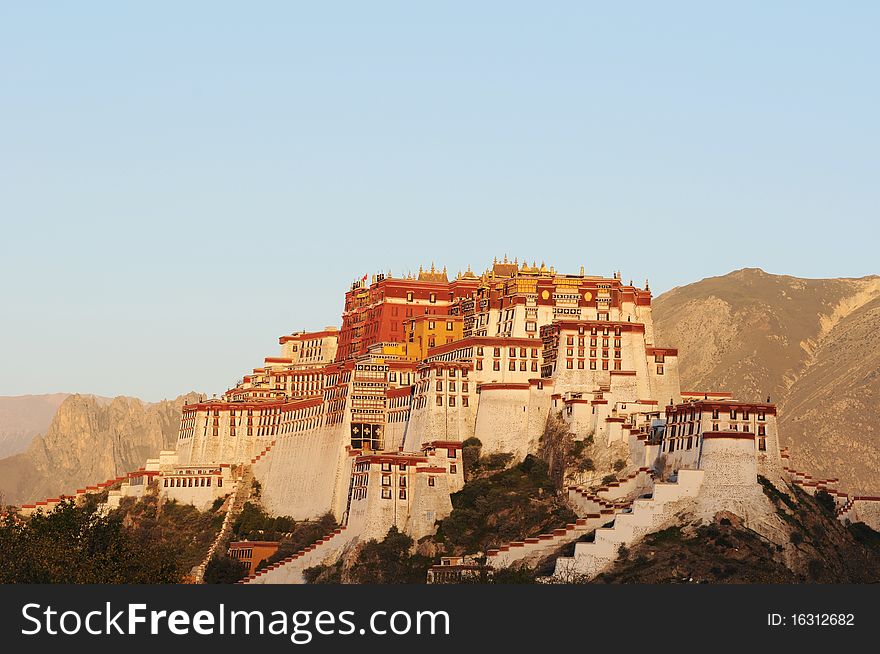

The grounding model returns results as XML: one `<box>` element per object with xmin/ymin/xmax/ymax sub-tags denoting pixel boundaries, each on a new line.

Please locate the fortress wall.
<box><xmin>346</xmin><ymin>466</ymin><xmax>453</xmax><ymax>542</ymax></box>
<box><xmin>253</xmin><ymin>423</ymin><xmax>349</xmax><ymax>520</ymax></box>
<box><xmin>404</xmin><ymin>471</ymin><xmax>454</xmax><ymax>541</ymax></box>
<box><xmin>403</xmin><ymin>397</ymin><xmax>478</xmax><ymax>452</ymax></box>
<box><xmin>648</xmin><ymin>355</ymin><xmax>681</xmax><ymax>406</ymax></box>
<box><xmin>755</xmin><ymin>417</ymin><xmax>784</xmax><ymax>484</ymax></box>
<box><xmin>562</xmin><ymin>401</ymin><xmax>592</xmax><ymax>439</ymax></box>
<box><xmin>473</xmin><ymin>386</ymin><xmax>533</xmax><ymax>459</ymax></box>
<box><xmin>699</xmin><ymin>434</ymin><xmax>757</xmax><ymax>488</ymax></box>
<box><xmin>384</xmin><ymin>417</ymin><xmax>408</xmax><ymax>451</ymax></box>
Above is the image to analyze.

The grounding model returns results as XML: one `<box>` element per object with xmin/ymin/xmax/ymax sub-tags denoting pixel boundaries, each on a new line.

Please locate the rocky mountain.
<box><xmin>653</xmin><ymin>268</ymin><xmax>880</xmax><ymax>493</ymax></box>
<box><xmin>0</xmin><ymin>394</ymin><xmax>71</xmax><ymax>458</ymax></box>
<box><xmin>0</xmin><ymin>392</ymin><xmax>203</xmax><ymax>506</ymax></box>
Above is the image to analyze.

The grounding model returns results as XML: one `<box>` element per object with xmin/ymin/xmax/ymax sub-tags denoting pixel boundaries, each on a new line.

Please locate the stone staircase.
<box><xmin>552</xmin><ymin>468</ymin><xmax>705</xmax><ymax>580</ymax></box>
<box><xmin>484</xmin><ymin>468</ymin><xmax>654</xmax><ymax>570</ymax></box>
<box><xmin>240</xmin><ymin>526</ymin><xmax>353</xmax><ymax>584</ymax></box>
<box><xmin>192</xmin><ymin>464</ymin><xmax>255</xmax><ymax>583</ymax></box>
<box><xmin>568</xmin><ymin>467</ymin><xmax>654</xmax><ymax>517</ymax></box>
<box><xmin>486</xmin><ymin>513</ymin><xmax>617</xmax><ymax>569</ymax></box>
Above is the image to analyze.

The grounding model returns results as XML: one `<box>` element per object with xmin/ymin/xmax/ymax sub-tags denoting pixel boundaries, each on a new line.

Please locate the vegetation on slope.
<box><xmin>432</xmin><ymin>453</ymin><xmax>576</xmax><ymax>555</ymax></box>
<box><xmin>304</xmin><ymin>527</ymin><xmax>432</xmax><ymax>584</ymax></box>
<box><xmin>0</xmin><ymin>485</ymin><xmax>225</xmax><ymax>583</ymax></box>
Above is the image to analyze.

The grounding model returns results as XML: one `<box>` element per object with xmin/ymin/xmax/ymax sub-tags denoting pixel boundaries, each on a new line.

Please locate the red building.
<box><xmin>335</xmin><ymin>268</ymin><xmax>479</xmax><ymax>361</ymax></box>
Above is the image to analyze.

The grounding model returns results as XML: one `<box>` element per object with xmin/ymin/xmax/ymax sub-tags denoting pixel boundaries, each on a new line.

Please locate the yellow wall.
<box><xmin>405</xmin><ymin>316</ymin><xmax>463</xmax><ymax>360</ymax></box>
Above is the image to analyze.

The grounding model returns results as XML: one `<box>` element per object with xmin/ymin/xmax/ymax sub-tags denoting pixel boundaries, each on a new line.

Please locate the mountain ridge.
<box><xmin>654</xmin><ymin>268</ymin><xmax>880</xmax><ymax>493</ymax></box>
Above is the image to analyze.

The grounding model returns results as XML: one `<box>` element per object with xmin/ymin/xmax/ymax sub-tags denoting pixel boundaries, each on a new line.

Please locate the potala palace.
<box><xmin>19</xmin><ymin>259</ymin><xmax>880</xmax><ymax>582</ymax></box>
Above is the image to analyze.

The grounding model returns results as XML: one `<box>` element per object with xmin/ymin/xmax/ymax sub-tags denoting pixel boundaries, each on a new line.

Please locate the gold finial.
<box><xmin>513</xmin><ymin>257</ymin><xmax>518</xmax><ymax>265</ymax></box>
<box><xmin>503</xmin><ymin>253</ymin><xmax>508</xmax><ymax>263</ymax></box>
<box><xmin>580</xmin><ymin>266</ymin><xmax>585</xmax><ymax>276</ymax></box>
<box><xmin>645</xmin><ymin>279</ymin><xmax>650</xmax><ymax>290</ymax></box>
<box><xmin>493</xmin><ymin>256</ymin><xmax>498</xmax><ymax>264</ymax></box>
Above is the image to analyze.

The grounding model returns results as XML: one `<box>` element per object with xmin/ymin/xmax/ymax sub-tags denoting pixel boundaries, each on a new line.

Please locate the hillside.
<box><xmin>653</xmin><ymin>268</ymin><xmax>880</xmax><ymax>492</ymax></box>
<box><xmin>0</xmin><ymin>394</ymin><xmax>70</xmax><ymax>458</ymax></box>
<box><xmin>0</xmin><ymin>392</ymin><xmax>203</xmax><ymax>506</ymax></box>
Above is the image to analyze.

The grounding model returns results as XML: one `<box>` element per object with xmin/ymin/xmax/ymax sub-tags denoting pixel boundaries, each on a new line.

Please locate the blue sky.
<box><xmin>1</xmin><ymin>2</ymin><xmax>877</xmax><ymax>401</ymax></box>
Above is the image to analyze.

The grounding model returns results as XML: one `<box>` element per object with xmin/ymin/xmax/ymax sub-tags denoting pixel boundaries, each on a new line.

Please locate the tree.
<box><xmin>348</xmin><ymin>527</ymin><xmax>432</xmax><ymax>584</ymax></box>
<box><xmin>0</xmin><ymin>500</ymin><xmax>181</xmax><ymax>583</ymax></box>
<box><xmin>204</xmin><ymin>554</ymin><xmax>248</xmax><ymax>584</ymax></box>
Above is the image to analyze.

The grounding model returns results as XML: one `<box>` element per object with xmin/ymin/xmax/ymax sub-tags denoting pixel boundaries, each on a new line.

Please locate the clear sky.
<box><xmin>1</xmin><ymin>2</ymin><xmax>877</xmax><ymax>401</ymax></box>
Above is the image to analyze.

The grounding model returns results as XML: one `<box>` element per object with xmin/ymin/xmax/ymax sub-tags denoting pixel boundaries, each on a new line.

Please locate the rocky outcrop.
<box><xmin>0</xmin><ymin>393</ymin><xmax>71</xmax><ymax>458</ymax></box>
<box><xmin>654</xmin><ymin>269</ymin><xmax>880</xmax><ymax>493</ymax></box>
<box><xmin>0</xmin><ymin>392</ymin><xmax>203</xmax><ymax>505</ymax></box>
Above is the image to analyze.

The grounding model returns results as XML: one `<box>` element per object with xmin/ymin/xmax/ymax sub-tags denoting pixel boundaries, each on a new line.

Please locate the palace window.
<box><xmin>449</xmin><ymin>464</ymin><xmax>457</xmax><ymax>474</ymax></box>
<box><xmin>578</xmin><ymin>360</ymin><xmax>584</xmax><ymax>369</ymax></box>
<box><xmin>399</xmin><ymin>489</ymin><xmax>407</xmax><ymax>500</ymax></box>
<box><xmin>449</xmin><ymin>396</ymin><xmax>456</xmax><ymax>407</ymax></box>
<box><xmin>493</xmin><ymin>361</ymin><xmax>500</xmax><ymax>371</ymax></box>
<box><xmin>656</xmin><ymin>365</ymin><xmax>664</xmax><ymax>375</ymax></box>
<box><xmin>566</xmin><ymin>359</ymin><xmax>573</xmax><ymax>369</ymax></box>
<box><xmin>603</xmin><ymin>338</ymin><xmax>609</xmax><ymax>347</ymax></box>
<box><xmin>428</xmin><ymin>477</ymin><xmax>435</xmax><ymax>487</ymax></box>
<box><xmin>436</xmin><ymin>395</ymin><xmax>443</xmax><ymax>406</ymax></box>
<box><xmin>381</xmin><ymin>462</ymin><xmax>391</xmax><ymax>472</ymax></box>
<box><xmin>758</xmin><ymin>438</ymin><xmax>766</xmax><ymax>451</ymax></box>
<box><xmin>531</xmin><ymin>361</ymin><xmax>538</xmax><ymax>372</ymax></box>
<box><xmin>602</xmin><ymin>360</ymin><xmax>609</xmax><ymax>370</ymax></box>
<box><xmin>477</xmin><ymin>347</ymin><xmax>484</xmax><ymax>356</ymax></box>
<box><xmin>613</xmin><ymin>360</ymin><xmax>621</xmax><ymax>370</ymax></box>
<box><xmin>430</xmin><ymin>293</ymin><xmax>436</xmax><ymax>304</ymax></box>
<box><xmin>462</xmin><ymin>396</ymin><xmax>468</xmax><ymax>407</ymax></box>
<box><xmin>476</xmin><ymin>360</ymin><xmax>483</xmax><ymax>370</ymax></box>
<box><xmin>712</xmin><ymin>409</ymin><xmax>719</xmax><ymax>420</ymax></box>
<box><xmin>590</xmin><ymin>360</ymin><xmax>597</xmax><ymax>370</ymax></box>
<box><xmin>758</xmin><ymin>411</ymin><xmax>765</xmax><ymax>421</ymax></box>
<box><xmin>494</xmin><ymin>347</ymin><xmax>501</xmax><ymax>357</ymax></box>
<box><xmin>382</xmin><ymin>475</ymin><xmax>391</xmax><ymax>486</ymax></box>
<box><xmin>713</xmin><ymin>423</ymin><xmax>719</xmax><ymax>431</ymax></box>
<box><xmin>758</xmin><ymin>425</ymin><xmax>766</xmax><ymax>436</ymax></box>
<box><xmin>509</xmin><ymin>361</ymin><xmax>516</xmax><ymax>371</ymax></box>
<box><xmin>381</xmin><ymin>488</ymin><xmax>392</xmax><ymax>499</ymax></box>
<box><xmin>407</xmin><ymin>291</ymin><xmax>414</xmax><ymax>302</ymax></box>
<box><xmin>567</xmin><ymin>336</ymin><xmax>574</xmax><ymax>345</ymax></box>
<box><xmin>400</xmin><ymin>476</ymin><xmax>407</xmax><ymax>487</ymax></box>
<box><xmin>520</xmin><ymin>361</ymin><xmax>527</xmax><ymax>371</ymax></box>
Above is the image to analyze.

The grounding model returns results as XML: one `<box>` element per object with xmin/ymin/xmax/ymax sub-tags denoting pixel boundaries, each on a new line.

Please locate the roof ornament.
<box><xmin>645</xmin><ymin>279</ymin><xmax>650</xmax><ymax>291</ymax></box>
<box><xmin>580</xmin><ymin>266</ymin><xmax>585</xmax><ymax>276</ymax></box>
